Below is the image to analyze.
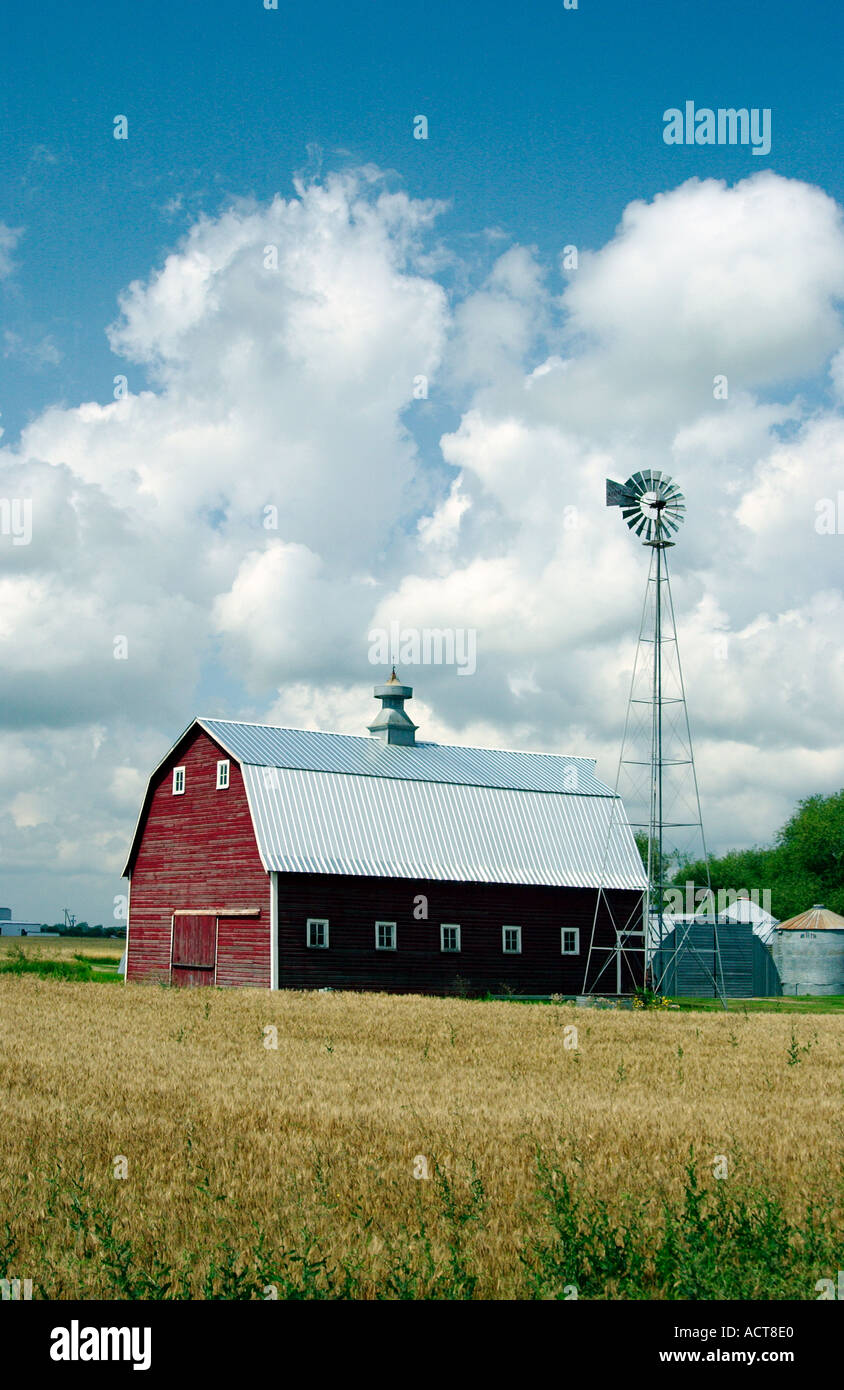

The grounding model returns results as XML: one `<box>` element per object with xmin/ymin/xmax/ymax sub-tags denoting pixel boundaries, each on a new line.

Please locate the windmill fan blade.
<box><xmin>606</xmin><ymin>478</ymin><xmax>635</xmax><ymax>507</ymax></box>
<box><xmin>607</xmin><ymin>469</ymin><xmax>687</xmax><ymax>546</ymax></box>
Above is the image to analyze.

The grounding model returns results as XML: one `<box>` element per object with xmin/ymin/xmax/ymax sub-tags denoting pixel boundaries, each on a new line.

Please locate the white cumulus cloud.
<box><xmin>3</xmin><ymin>168</ymin><xmax>844</xmax><ymax>923</ymax></box>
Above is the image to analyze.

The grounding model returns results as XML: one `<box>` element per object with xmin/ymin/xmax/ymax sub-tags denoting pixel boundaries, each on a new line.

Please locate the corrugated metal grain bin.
<box><xmin>652</xmin><ymin>918</ymin><xmax>781</xmax><ymax>997</ymax></box>
<box><xmin>774</xmin><ymin>905</ymin><xmax>844</xmax><ymax>996</ymax></box>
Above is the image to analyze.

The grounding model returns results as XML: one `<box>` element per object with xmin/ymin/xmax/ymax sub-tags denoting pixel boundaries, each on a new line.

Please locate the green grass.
<box><xmin>673</xmin><ymin>995</ymin><xmax>844</xmax><ymax>1014</ymax></box>
<box><xmin>73</xmin><ymin>952</ymin><xmax>121</xmax><ymax>974</ymax></box>
<box><xmin>0</xmin><ymin>949</ymin><xmax>121</xmax><ymax>984</ymax></box>
<box><xmin>484</xmin><ymin>992</ymin><xmax>844</xmax><ymax>1015</ymax></box>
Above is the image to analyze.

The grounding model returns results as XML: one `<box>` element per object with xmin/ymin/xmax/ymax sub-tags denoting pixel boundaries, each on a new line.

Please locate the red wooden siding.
<box><xmin>126</xmin><ymin>727</ymin><xmax>270</xmax><ymax>986</ymax></box>
<box><xmin>215</xmin><ymin>915</ymin><xmax>272</xmax><ymax>988</ymax></box>
<box><xmin>277</xmin><ymin>872</ymin><xmax>642</xmax><ymax>996</ymax></box>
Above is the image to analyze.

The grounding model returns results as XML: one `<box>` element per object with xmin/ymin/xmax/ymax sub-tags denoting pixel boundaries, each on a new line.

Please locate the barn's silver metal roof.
<box><xmin>124</xmin><ymin>716</ymin><xmax>647</xmax><ymax>889</ymax></box>
<box><xmin>199</xmin><ymin>718</ymin><xmax>613</xmax><ymax>797</ymax></box>
<box><xmin>240</xmin><ymin>765</ymin><xmax>646</xmax><ymax>890</ymax></box>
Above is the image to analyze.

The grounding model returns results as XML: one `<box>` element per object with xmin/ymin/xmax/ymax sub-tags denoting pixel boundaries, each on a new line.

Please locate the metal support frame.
<box><xmin>581</xmin><ymin>490</ymin><xmax>727</xmax><ymax>1007</ymax></box>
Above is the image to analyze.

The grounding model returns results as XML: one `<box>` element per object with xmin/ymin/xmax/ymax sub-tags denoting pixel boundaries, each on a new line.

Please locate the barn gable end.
<box><xmin>126</xmin><ymin>724</ymin><xmax>271</xmax><ymax>986</ymax></box>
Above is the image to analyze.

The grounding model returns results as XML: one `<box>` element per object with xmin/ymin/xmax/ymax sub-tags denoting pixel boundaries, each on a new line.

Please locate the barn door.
<box><xmin>171</xmin><ymin>914</ymin><xmax>217</xmax><ymax>987</ymax></box>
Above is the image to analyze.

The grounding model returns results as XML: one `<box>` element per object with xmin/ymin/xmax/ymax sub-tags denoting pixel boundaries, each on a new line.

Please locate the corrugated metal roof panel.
<box><xmin>241</xmin><ymin>765</ymin><xmax>647</xmax><ymax>889</ymax></box>
<box><xmin>776</xmin><ymin>905</ymin><xmax>844</xmax><ymax>932</ymax></box>
<box><xmin>199</xmin><ymin>718</ymin><xmax>612</xmax><ymax>796</ymax></box>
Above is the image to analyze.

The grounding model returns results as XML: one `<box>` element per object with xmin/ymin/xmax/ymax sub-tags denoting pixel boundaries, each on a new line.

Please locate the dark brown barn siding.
<box><xmin>277</xmin><ymin>872</ymin><xmax>642</xmax><ymax>995</ymax></box>
<box><xmin>127</xmin><ymin>727</ymin><xmax>270</xmax><ymax>985</ymax></box>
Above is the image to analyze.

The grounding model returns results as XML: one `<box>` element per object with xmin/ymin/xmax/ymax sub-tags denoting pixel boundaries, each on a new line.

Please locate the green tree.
<box><xmin>634</xmin><ymin>832</ymin><xmax>681</xmax><ymax>887</ymax></box>
<box><xmin>778</xmin><ymin>791</ymin><xmax>844</xmax><ymax>877</ymax></box>
<box><xmin>669</xmin><ymin>788</ymin><xmax>844</xmax><ymax>921</ymax></box>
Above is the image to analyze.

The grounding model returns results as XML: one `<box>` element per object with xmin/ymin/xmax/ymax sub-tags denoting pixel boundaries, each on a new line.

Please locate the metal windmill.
<box><xmin>581</xmin><ymin>470</ymin><xmax>726</xmax><ymax>1004</ymax></box>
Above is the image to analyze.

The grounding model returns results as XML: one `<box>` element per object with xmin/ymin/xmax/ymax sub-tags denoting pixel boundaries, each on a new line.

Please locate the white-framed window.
<box><xmin>172</xmin><ymin>766</ymin><xmax>185</xmax><ymax>795</ymax></box>
<box><xmin>307</xmin><ymin>918</ymin><xmax>329</xmax><ymax>949</ymax></box>
<box><xmin>216</xmin><ymin>759</ymin><xmax>230</xmax><ymax>790</ymax></box>
<box><xmin>440</xmin><ymin>923</ymin><xmax>461</xmax><ymax>953</ymax></box>
<box><xmin>502</xmin><ymin>925</ymin><xmax>522</xmax><ymax>954</ymax></box>
<box><xmin>561</xmin><ymin>927</ymin><xmax>580</xmax><ymax>956</ymax></box>
<box><xmin>375</xmin><ymin>921</ymin><xmax>396</xmax><ymax>951</ymax></box>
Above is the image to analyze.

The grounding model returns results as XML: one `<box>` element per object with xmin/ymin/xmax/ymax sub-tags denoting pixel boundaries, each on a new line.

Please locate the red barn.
<box><xmin>123</xmin><ymin>674</ymin><xmax>646</xmax><ymax>995</ymax></box>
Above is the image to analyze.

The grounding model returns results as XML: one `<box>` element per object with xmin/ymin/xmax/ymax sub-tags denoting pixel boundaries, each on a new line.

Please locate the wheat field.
<box><xmin>0</xmin><ymin>935</ymin><xmax>123</xmax><ymax>962</ymax></box>
<box><xmin>1</xmin><ymin>975</ymin><xmax>842</xmax><ymax>1298</ymax></box>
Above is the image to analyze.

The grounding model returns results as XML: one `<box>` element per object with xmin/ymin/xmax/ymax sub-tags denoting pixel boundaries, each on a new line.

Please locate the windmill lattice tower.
<box><xmin>581</xmin><ymin>470</ymin><xmax>727</xmax><ymax>1004</ymax></box>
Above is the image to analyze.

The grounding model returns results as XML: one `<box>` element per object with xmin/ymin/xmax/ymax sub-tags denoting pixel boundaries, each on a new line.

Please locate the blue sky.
<box><xmin>2</xmin><ymin>0</ymin><xmax>841</xmax><ymax>439</ymax></box>
<box><xmin>3</xmin><ymin>0</ymin><xmax>844</xmax><ymax>925</ymax></box>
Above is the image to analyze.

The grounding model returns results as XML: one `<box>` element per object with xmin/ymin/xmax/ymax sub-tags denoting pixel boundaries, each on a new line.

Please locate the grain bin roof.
<box><xmin>776</xmin><ymin>905</ymin><xmax>844</xmax><ymax>932</ymax></box>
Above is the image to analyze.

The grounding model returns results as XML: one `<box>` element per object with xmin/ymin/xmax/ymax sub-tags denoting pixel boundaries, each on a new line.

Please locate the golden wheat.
<box><xmin>0</xmin><ymin>935</ymin><xmax>122</xmax><ymax>962</ymax></box>
<box><xmin>1</xmin><ymin>976</ymin><xmax>842</xmax><ymax>1297</ymax></box>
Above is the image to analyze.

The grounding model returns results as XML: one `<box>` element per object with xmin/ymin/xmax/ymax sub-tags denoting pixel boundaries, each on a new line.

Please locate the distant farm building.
<box><xmin>773</xmin><ymin>905</ymin><xmax>844</xmax><ymax>996</ymax></box>
<box><xmin>123</xmin><ymin>675</ymin><xmax>647</xmax><ymax>995</ymax></box>
<box><xmin>720</xmin><ymin>895</ymin><xmax>778</xmax><ymax>946</ymax></box>
<box><xmin>651</xmin><ymin>915</ymin><xmax>781</xmax><ymax>998</ymax></box>
<box><xmin>0</xmin><ymin>908</ymin><xmax>53</xmax><ymax>937</ymax></box>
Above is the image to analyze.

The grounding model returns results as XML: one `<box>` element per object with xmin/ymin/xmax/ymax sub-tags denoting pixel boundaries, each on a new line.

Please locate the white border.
<box><xmin>306</xmin><ymin>917</ymin><xmax>329</xmax><ymax>948</ymax></box>
<box><xmin>502</xmin><ymin>924</ymin><xmax>522</xmax><ymax>954</ymax></box>
<box><xmin>270</xmin><ymin>872</ymin><xmax>279</xmax><ymax>989</ymax></box>
<box><xmin>375</xmin><ymin>920</ymin><xmax>397</xmax><ymax>950</ymax></box>
<box><xmin>561</xmin><ymin>926</ymin><xmax>580</xmax><ymax>955</ymax></box>
<box><xmin>123</xmin><ymin>873</ymin><xmax>131</xmax><ymax>983</ymax></box>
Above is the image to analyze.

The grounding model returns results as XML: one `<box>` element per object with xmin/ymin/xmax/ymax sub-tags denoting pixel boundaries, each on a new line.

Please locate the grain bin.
<box><xmin>652</xmin><ymin>916</ymin><xmax>781</xmax><ymax>997</ymax></box>
<box><xmin>773</xmin><ymin>905</ymin><xmax>844</xmax><ymax>996</ymax></box>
